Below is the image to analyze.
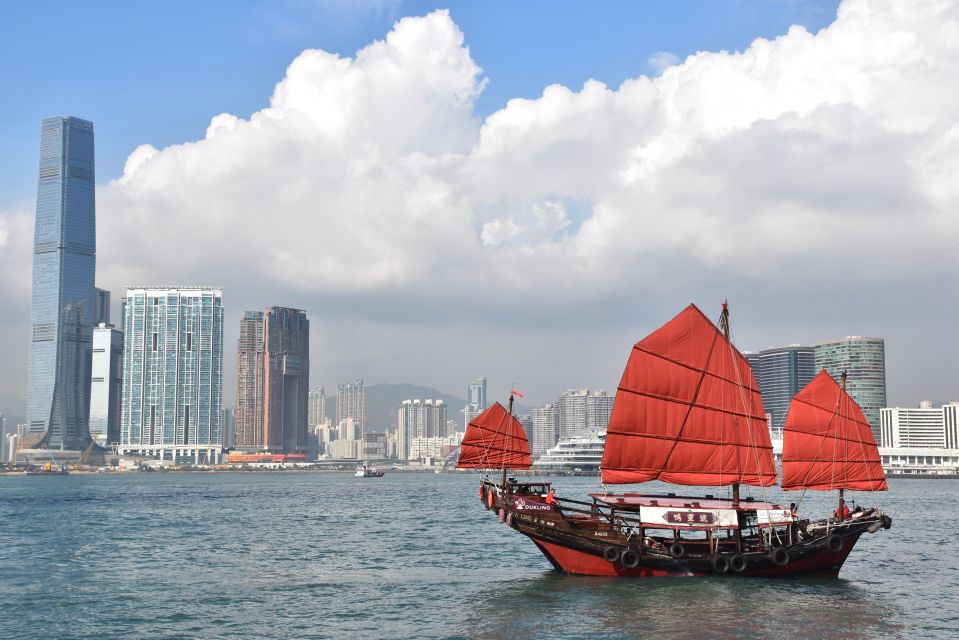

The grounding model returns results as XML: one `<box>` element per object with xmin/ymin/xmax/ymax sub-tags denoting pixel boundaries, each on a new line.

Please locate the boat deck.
<box><xmin>589</xmin><ymin>493</ymin><xmax>786</xmax><ymax>512</ymax></box>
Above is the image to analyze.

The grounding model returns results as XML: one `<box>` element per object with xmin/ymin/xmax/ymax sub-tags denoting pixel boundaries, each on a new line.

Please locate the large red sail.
<box><xmin>601</xmin><ymin>304</ymin><xmax>777</xmax><ymax>486</ymax></box>
<box><xmin>457</xmin><ymin>401</ymin><xmax>532</xmax><ymax>469</ymax></box>
<box><xmin>781</xmin><ymin>370</ymin><xmax>887</xmax><ymax>491</ymax></box>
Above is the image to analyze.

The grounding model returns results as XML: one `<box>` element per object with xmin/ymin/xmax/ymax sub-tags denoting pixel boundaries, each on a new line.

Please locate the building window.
<box><xmin>184</xmin><ymin>405</ymin><xmax>191</xmax><ymax>445</ymax></box>
<box><xmin>186</xmin><ymin>332</ymin><xmax>192</xmax><ymax>351</ymax></box>
<box><xmin>152</xmin><ymin>333</ymin><xmax>158</xmax><ymax>351</ymax></box>
<box><xmin>150</xmin><ymin>405</ymin><xmax>156</xmax><ymax>445</ymax></box>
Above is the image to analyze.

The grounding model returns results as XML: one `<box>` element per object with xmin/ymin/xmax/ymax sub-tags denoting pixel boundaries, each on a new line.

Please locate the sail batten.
<box><xmin>457</xmin><ymin>401</ymin><xmax>532</xmax><ymax>470</ymax></box>
<box><xmin>781</xmin><ymin>370</ymin><xmax>887</xmax><ymax>492</ymax></box>
<box><xmin>601</xmin><ymin>304</ymin><xmax>777</xmax><ymax>487</ymax></box>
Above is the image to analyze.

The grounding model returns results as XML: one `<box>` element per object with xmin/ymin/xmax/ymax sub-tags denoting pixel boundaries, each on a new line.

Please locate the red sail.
<box><xmin>457</xmin><ymin>401</ymin><xmax>532</xmax><ymax>469</ymax></box>
<box><xmin>781</xmin><ymin>370</ymin><xmax>887</xmax><ymax>491</ymax></box>
<box><xmin>601</xmin><ymin>304</ymin><xmax>777</xmax><ymax>486</ymax></box>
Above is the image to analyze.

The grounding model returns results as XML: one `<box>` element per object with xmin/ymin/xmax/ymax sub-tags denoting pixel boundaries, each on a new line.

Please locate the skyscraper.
<box><xmin>94</xmin><ymin>287</ymin><xmax>111</xmax><ymax>325</ymax></box>
<box><xmin>554</xmin><ymin>389</ymin><xmax>614</xmax><ymax>440</ymax></box>
<box><xmin>814</xmin><ymin>337</ymin><xmax>887</xmax><ymax>438</ymax></box>
<box><xmin>308</xmin><ymin>387</ymin><xmax>327</xmax><ymax>427</ymax></box>
<box><xmin>397</xmin><ymin>399</ymin><xmax>448</xmax><ymax>461</ymax></box>
<box><xmin>222</xmin><ymin>408</ymin><xmax>235</xmax><ymax>449</ymax></box>
<box><xmin>235</xmin><ymin>311</ymin><xmax>265</xmax><ymax>450</ymax></box>
<box><xmin>336</xmin><ymin>380</ymin><xmax>366</xmax><ymax>437</ymax></box>
<box><xmin>463</xmin><ymin>376</ymin><xmax>488</xmax><ymax>429</ymax></box>
<box><xmin>117</xmin><ymin>288</ymin><xmax>224</xmax><ymax>463</ymax></box>
<box><xmin>27</xmin><ymin>116</ymin><xmax>96</xmax><ymax>450</ymax></box>
<box><xmin>744</xmin><ymin>345</ymin><xmax>816</xmax><ymax>437</ymax></box>
<box><xmin>262</xmin><ymin>307</ymin><xmax>309</xmax><ymax>453</ymax></box>
<box><xmin>88</xmin><ymin>322</ymin><xmax>123</xmax><ymax>446</ymax></box>
<box><xmin>530</xmin><ymin>403</ymin><xmax>558</xmax><ymax>457</ymax></box>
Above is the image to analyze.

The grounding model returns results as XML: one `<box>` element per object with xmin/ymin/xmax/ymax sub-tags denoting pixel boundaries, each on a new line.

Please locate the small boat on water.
<box><xmin>354</xmin><ymin>464</ymin><xmax>385</xmax><ymax>478</ymax></box>
<box><xmin>461</xmin><ymin>303</ymin><xmax>891</xmax><ymax>577</ymax></box>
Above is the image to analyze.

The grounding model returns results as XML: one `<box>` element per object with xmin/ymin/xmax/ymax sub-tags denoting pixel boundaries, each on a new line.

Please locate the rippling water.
<box><xmin>0</xmin><ymin>472</ymin><xmax>955</xmax><ymax>639</ymax></box>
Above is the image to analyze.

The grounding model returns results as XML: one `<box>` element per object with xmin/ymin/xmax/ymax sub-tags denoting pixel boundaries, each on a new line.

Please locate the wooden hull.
<box><xmin>528</xmin><ymin>531</ymin><xmax>860</xmax><ymax>578</ymax></box>
<box><xmin>483</xmin><ymin>482</ymin><xmax>888</xmax><ymax>578</ymax></box>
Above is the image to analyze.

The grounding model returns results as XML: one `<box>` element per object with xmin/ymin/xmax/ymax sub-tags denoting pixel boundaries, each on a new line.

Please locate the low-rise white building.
<box><xmin>880</xmin><ymin>403</ymin><xmax>959</xmax><ymax>449</ymax></box>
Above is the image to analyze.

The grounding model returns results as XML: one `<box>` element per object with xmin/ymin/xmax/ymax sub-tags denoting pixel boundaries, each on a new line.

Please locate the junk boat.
<box><xmin>354</xmin><ymin>464</ymin><xmax>385</xmax><ymax>478</ymax></box>
<box><xmin>459</xmin><ymin>303</ymin><xmax>891</xmax><ymax>577</ymax></box>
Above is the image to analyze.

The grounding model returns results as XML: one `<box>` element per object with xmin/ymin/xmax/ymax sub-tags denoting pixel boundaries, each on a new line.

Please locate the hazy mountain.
<box><xmin>365</xmin><ymin>383</ymin><xmax>466</xmax><ymax>432</ymax></box>
<box><xmin>364</xmin><ymin>383</ymin><xmax>532</xmax><ymax>432</ymax></box>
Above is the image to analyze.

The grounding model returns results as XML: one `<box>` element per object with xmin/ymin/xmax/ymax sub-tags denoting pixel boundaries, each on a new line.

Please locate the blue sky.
<box><xmin>5</xmin><ymin>0</ymin><xmax>954</xmax><ymax>415</ymax></box>
<box><xmin>0</xmin><ymin>0</ymin><xmax>840</xmax><ymax>210</ymax></box>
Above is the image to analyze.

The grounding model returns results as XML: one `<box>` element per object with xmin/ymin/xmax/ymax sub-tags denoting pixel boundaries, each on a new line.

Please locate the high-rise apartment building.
<box><xmin>530</xmin><ymin>403</ymin><xmax>558</xmax><ymax>457</ymax></box>
<box><xmin>117</xmin><ymin>288</ymin><xmax>224</xmax><ymax>463</ymax></box>
<box><xmin>235</xmin><ymin>311</ymin><xmax>265</xmax><ymax>450</ymax></box>
<box><xmin>336</xmin><ymin>380</ymin><xmax>366</xmax><ymax>437</ymax></box>
<box><xmin>308</xmin><ymin>387</ymin><xmax>327</xmax><ymax>427</ymax></box>
<box><xmin>397</xmin><ymin>399</ymin><xmax>448</xmax><ymax>461</ymax></box>
<box><xmin>88</xmin><ymin>323</ymin><xmax>123</xmax><ymax>446</ymax></box>
<box><xmin>555</xmin><ymin>389</ymin><xmax>614</xmax><ymax>440</ymax></box>
<box><xmin>814</xmin><ymin>337</ymin><xmax>886</xmax><ymax>438</ymax></box>
<box><xmin>234</xmin><ymin>308</ymin><xmax>310</xmax><ymax>453</ymax></box>
<box><xmin>262</xmin><ymin>307</ymin><xmax>309</xmax><ymax>453</ymax></box>
<box><xmin>463</xmin><ymin>376</ymin><xmax>488</xmax><ymax>429</ymax></box>
<box><xmin>744</xmin><ymin>345</ymin><xmax>816</xmax><ymax>437</ymax></box>
<box><xmin>27</xmin><ymin>116</ymin><xmax>97</xmax><ymax>450</ymax></box>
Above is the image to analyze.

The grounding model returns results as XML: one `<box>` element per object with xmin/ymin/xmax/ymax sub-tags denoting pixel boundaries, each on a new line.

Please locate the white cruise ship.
<box><xmin>533</xmin><ymin>431</ymin><xmax>605</xmax><ymax>473</ymax></box>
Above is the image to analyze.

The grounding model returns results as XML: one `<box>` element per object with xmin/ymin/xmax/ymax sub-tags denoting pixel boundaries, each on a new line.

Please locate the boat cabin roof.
<box><xmin>589</xmin><ymin>493</ymin><xmax>785</xmax><ymax>512</ymax></box>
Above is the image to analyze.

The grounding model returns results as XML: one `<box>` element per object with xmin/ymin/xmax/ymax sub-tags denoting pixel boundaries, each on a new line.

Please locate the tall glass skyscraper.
<box><xmin>27</xmin><ymin>116</ymin><xmax>96</xmax><ymax>450</ymax></box>
<box><xmin>117</xmin><ymin>288</ymin><xmax>224</xmax><ymax>463</ymax></box>
<box><xmin>463</xmin><ymin>376</ymin><xmax>488</xmax><ymax>429</ymax></box>
<box><xmin>744</xmin><ymin>345</ymin><xmax>816</xmax><ymax>437</ymax></box>
<box><xmin>814</xmin><ymin>336</ymin><xmax>887</xmax><ymax>439</ymax></box>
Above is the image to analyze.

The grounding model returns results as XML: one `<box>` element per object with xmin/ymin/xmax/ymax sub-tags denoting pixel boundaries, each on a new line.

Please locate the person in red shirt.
<box><xmin>836</xmin><ymin>502</ymin><xmax>850</xmax><ymax>520</ymax></box>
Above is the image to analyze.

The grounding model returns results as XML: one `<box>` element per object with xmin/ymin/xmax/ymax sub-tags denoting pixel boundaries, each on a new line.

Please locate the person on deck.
<box><xmin>545</xmin><ymin>488</ymin><xmax>556</xmax><ymax>505</ymax></box>
<box><xmin>836</xmin><ymin>502</ymin><xmax>850</xmax><ymax>520</ymax></box>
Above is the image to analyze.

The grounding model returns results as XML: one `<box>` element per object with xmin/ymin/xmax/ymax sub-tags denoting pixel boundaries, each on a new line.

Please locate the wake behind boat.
<box><xmin>461</xmin><ymin>302</ymin><xmax>891</xmax><ymax>577</ymax></box>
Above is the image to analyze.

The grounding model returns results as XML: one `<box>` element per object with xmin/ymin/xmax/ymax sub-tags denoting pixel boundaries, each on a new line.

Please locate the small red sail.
<box><xmin>457</xmin><ymin>402</ymin><xmax>532</xmax><ymax>469</ymax></box>
<box><xmin>601</xmin><ymin>304</ymin><xmax>777</xmax><ymax>486</ymax></box>
<box><xmin>781</xmin><ymin>370</ymin><xmax>887</xmax><ymax>491</ymax></box>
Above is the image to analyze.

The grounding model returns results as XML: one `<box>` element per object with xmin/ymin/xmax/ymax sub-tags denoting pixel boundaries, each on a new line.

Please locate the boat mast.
<box><xmin>837</xmin><ymin>371</ymin><xmax>848</xmax><ymax>520</ymax></box>
<box><xmin>720</xmin><ymin>301</ymin><xmax>741</xmax><ymax>507</ymax></box>
<box><xmin>500</xmin><ymin>393</ymin><xmax>515</xmax><ymax>488</ymax></box>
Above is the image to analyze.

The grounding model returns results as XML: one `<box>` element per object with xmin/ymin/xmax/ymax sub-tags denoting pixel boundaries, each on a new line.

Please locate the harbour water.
<box><xmin>0</xmin><ymin>472</ymin><xmax>955</xmax><ymax>639</ymax></box>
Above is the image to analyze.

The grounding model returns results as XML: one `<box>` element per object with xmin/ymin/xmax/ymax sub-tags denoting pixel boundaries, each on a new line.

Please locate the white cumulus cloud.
<box><xmin>1</xmin><ymin>1</ymin><xmax>958</xmax><ymax>414</ymax></box>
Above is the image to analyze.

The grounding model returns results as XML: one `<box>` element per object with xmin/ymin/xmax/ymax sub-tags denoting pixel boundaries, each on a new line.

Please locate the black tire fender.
<box><xmin>826</xmin><ymin>533</ymin><xmax>843</xmax><ymax>552</ymax></box>
<box><xmin>729</xmin><ymin>553</ymin><xmax>747</xmax><ymax>572</ymax></box>
<box><xmin>603</xmin><ymin>546</ymin><xmax>621</xmax><ymax>563</ymax></box>
<box><xmin>711</xmin><ymin>554</ymin><xmax>730</xmax><ymax>574</ymax></box>
<box><xmin>770</xmin><ymin>546</ymin><xmax>790</xmax><ymax>566</ymax></box>
<box><xmin>669</xmin><ymin>543</ymin><xmax>686</xmax><ymax>559</ymax></box>
<box><xmin>881</xmin><ymin>514</ymin><xmax>892</xmax><ymax>530</ymax></box>
<box><xmin>620</xmin><ymin>549</ymin><xmax>640</xmax><ymax>569</ymax></box>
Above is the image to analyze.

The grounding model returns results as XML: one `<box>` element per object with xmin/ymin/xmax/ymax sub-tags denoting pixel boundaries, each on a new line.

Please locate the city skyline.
<box><xmin>2</xmin><ymin>1</ymin><xmax>959</xmax><ymax>415</ymax></box>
